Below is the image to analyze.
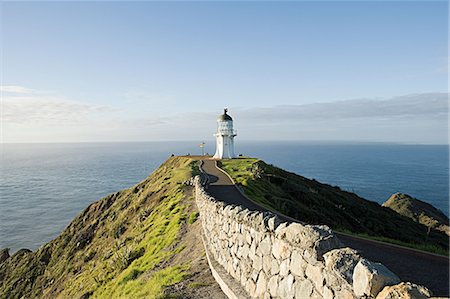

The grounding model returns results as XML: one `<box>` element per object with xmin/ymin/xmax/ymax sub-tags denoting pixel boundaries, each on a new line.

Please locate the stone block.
<box><xmin>323</xmin><ymin>247</ymin><xmax>360</xmax><ymax>285</ymax></box>
<box><xmin>376</xmin><ymin>282</ymin><xmax>431</xmax><ymax>299</ymax></box>
<box><xmin>335</xmin><ymin>289</ymin><xmax>355</xmax><ymax>299</ymax></box>
<box><xmin>246</xmin><ymin>231</ymin><xmax>253</xmax><ymax>244</ymax></box>
<box><xmin>284</xmin><ymin>222</ymin><xmax>305</xmax><ymax>243</ymax></box>
<box><xmin>241</xmin><ymin>272</ymin><xmax>247</xmax><ymax>286</ymax></box>
<box><xmin>291</xmin><ymin>250</ymin><xmax>306</xmax><ymax>277</ymax></box>
<box><xmin>278</xmin><ymin>274</ymin><xmax>295</xmax><ymax>299</ymax></box>
<box><xmin>323</xmin><ymin>285</ymin><xmax>334</xmax><ymax>299</ymax></box>
<box><xmin>249</xmin><ymin>240</ymin><xmax>257</xmax><ymax>261</ymax></box>
<box><xmin>280</xmin><ymin>258</ymin><xmax>290</xmax><ymax>277</ymax></box>
<box><xmin>258</xmin><ymin>236</ymin><xmax>272</xmax><ymax>256</ymax></box>
<box><xmin>275</xmin><ymin>222</ymin><xmax>288</xmax><ymax>237</ymax></box>
<box><xmin>255</xmin><ymin>271</ymin><xmax>268</xmax><ymax>297</ymax></box>
<box><xmin>253</xmin><ymin>255</ymin><xmax>263</xmax><ymax>271</ymax></box>
<box><xmin>294</xmin><ymin>279</ymin><xmax>313</xmax><ymax>299</ymax></box>
<box><xmin>353</xmin><ymin>258</ymin><xmax>401</xmax><ymax>298</ymax></box>
<box><xmin>267</xmin><ymin>216</ymin><xmax>280</xmax><ymax>232</ymax></box>
<box><xmin>273</xmin><ymin>239</ymin><xmax>291</xmax><ymax>260</ymax></box>
<box><xmin>241</xmin><ymin>244</ymin><xmax>250</xmax><ymax>259</ymax></box>
<box><xmin>252</xmin><ymin>269</ymin><xmax>260</xmax><ymax>282</ymax></box>
<box><xmin>262</xmin><ymin>255</ymin><xmax>272</xmax><ymax>274</ymax></box>
<box><xmin>271</xmin><ymin>259</ymin><xmax>280</xmax><ymax>275</ymax></box>
<box><xmin>306</xmin><ymin>264</ymin><xmax>325</xmax><ymax>293</ymax></box>
<box><xmin>268</xmin><ymin>275</ymin><xmax>279</xmax><ymax>297</ymax></box>
<box><xmin>310</xmin><ymin>226</ymin><xmax>343</xmax><ymax>258</ymax></box>
<box><xmin>246</xmin><ymin>279</ymin><xmax>256</xmax><ymax>297</ymax></box>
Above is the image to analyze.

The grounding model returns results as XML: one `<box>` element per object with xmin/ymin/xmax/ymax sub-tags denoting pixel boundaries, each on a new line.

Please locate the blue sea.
<box><xmin>1</xmin><ymin>141</ymin><xmax>448</xmax><ymax>252</ymax></box>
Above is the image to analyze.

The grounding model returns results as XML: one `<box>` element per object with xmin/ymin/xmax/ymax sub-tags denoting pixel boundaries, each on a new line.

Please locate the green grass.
<box><xmin>219</xmin><ymin>158</ymin><xmax>449</xmax><ymax>255</ymax></box>
<box><xmin>0</xmin><ymin>156</ymin><xmax>198</xmax><ymax>299</ymax></box>
<box><xmin>92</xmin><ymin>163</ymin><xmax>192</xmax><ymax>298</ymax></box>
<box><xmin>188</xmin><ymin>212</ymin><xmax>199</xmax><ymax>224</ymax></box>
<box><xmin>337</xmin><ymin>229</ymin><xmax>448</xmax><ymax>256</ymax></box>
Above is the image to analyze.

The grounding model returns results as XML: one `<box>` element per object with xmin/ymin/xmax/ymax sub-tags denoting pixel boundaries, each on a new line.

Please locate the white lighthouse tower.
<box><xmin>213</xmin><ymin>108</ymin><xmax>237</xmax><ymax>159</ymax></box>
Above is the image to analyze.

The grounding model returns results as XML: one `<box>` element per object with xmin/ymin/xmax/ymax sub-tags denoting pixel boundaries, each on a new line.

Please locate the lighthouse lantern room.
<box><xmin>213</xmin><ymin>108</ymin><xmax>237</xmax><ymax>159</ymax></box>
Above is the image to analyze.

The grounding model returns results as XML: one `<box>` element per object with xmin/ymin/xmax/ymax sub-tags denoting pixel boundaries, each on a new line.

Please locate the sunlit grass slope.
<box><xmin>219</xmin><ymin>158</ymin><xmax>449</xmax><ymax>255</ymax></box>
<box><xmin>0</xmin><ymin>157</ymin><xmax>208</xmax><ymax>299</ymax></box>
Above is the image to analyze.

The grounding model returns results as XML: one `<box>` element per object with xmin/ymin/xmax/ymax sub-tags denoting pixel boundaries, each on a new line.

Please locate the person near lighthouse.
<box><xmin>213</xmin><ymin>108</ymin><xmax>237</xmax><ymax>159</ymax></box>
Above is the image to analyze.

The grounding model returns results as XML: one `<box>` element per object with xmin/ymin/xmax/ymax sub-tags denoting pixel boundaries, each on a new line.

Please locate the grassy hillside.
<box><xmin>219</xmin><ymin>158</ymin><xmax>449</xmax><ymax>255</ymax></box>
<box><xmin>383</xmin><ymin>193</ymin><xmax>449</xmax><ymax>236</ymax></box>
<box><xmin>0</xmin><ymin>157</ymin><xmax>223</xmax><ymax>299</ymax></box>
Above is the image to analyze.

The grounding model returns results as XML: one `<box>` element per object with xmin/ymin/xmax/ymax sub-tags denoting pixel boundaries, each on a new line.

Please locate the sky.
<box><xmin>1</xmin><ymin>1</ymin><xmax>448</xmax><ymax>144</ymax></box>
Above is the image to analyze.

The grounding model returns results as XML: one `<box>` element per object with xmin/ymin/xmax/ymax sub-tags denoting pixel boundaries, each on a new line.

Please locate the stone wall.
<box><xmin>193</xmin><ymin>176</ymin><xmax>431</xmax><ymax>299</ymax></box>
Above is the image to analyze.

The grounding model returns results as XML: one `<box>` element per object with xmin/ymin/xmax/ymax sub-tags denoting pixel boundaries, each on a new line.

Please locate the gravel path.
<box><xmin>200</xmin><ymin>159</ymin><xmax>450</xmax><ymax>297</ymax></box>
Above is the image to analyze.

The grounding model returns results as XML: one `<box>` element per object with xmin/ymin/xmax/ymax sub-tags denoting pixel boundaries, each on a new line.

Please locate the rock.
<box><xmin>245</xmin><ymin>279</ymin><xmax>256</xmax><ymax>297</ymax></box>
<box><xmin>290</xmin><ymin>250</ymin><xmax>306</xmax><ymax>277</ymax></box>
<box><xmin>323</xmin><ymin>285</ymin><xmax>334</xmax><ymax>299</ymax></box>
<box><xmin>239</xmin><ymin>244</ymin><xmax>250</xmax><ymax>259</ymax></box>
<box><xmin>0</xmin><ymin>248</ymin><xmax>10</xmax><ymax>263</ymax></box>
<box><xmin>335</xmin><ymin>289</ymin><xmax>355</xmax><ymax>299</ymax></box>
<box><xmin>294</xmin><ymin>279</ymin><xmax>313</xmax><ymax>299</ymax></box>
<box><xmin>353</xmin><ymin>258</ymin><xmax>400</xmax><ymax>297</ymax></box>
<box><xmin>275</xmin><ymin>222</ymin><xmax>288</xmax><ymax>237</ymax></box>
<box><xmin>262</xmin><ymin>255</ymin><xmax>272</xmax><ymax>274</ymax></box>
<box><xmin>268</xmin><ymin>275</ymin><xmax>279</xmax><ymax>297</ymax></box>
<box><xmin>267</xmin><ymin>216</ymin><xmax>280</xmax><ymax>231</ymax></box>
<box><xmin>251</xmin><ymin>269</ymin><xmax>260</xmax><ymax>282</ymax></box>
<box><xmin>311</xmin><ymin>226</ymin><xmax>343</xmax><ymax>258</ymax></box>
<box><xmin>323</xmin><ymin>247</ymin><xmax>360</xmax><ymax>284</ymax></box>
<box><xmin>249</xmin><ymin>240</ymin><xmax>257</xmax><ymax>261</ymax></box>
<box><xmin>255</xmin><ymin>271</ymin><xmax>268</xmax><ymax>297</ymax></box>
<box><xmin>272</xmin><ymin>239</ymin><xmax>291</xmax><ymax>260</ymax></box>
<box><xmin>278</xmin><ymin>274</ymin><xmax>295</xmax><ymax>298</ymax></box>
<box><xmin>258</xmin><ymin>237</ymin><xmax>272</xmax><ymax>256</ymax></box>
<box><xmin>284</xmin><ymin>223</ymin><xmax>305</xmax><ymax>243</ymax></box>
<box><xmin>253</xmin><ymin>255</ymin><xmax>263</xmax><ymax>271</ymax></box>
<box><xmin>271</xmin><ymin>259</ymin><xmax>280</xmax><ymax>275</ymax></box>
<box><xmin>376</xmin><ymin>282</ymin><xmax>432</xmax><ymax>299</ymax></box>
<box><xmin>279</xmin><ymin>258</ymin><xmax>290</xmax><ymax>276</ymax></box>
<box><xmin>306</xmin><ymin>263</ymin><xmax>325</xmax><ymax>292</ymax></box>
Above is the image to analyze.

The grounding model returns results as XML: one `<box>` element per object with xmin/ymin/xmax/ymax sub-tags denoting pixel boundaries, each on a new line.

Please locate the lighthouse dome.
<box><xmin>218</xmin><ymin>108</ymin><xmax>233</xmax><ymax>121</ymax></box>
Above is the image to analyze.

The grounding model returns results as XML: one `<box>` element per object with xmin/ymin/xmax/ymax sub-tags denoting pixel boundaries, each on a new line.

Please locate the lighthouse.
<box><xmin>213</xmin><ymin>108</ymin><xmax>237</xmax><ymax>159</ymax></box>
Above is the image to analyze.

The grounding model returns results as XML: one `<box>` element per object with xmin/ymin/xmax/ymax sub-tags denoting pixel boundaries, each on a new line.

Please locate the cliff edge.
<box><xmin>383</xmin><ymin>192</ymin><xmax>450</xmax><ymax>236</ymax></box>
<box><xmin>0</xmin><ymin>157</ymin><xmax>225</xmax><ymax>299</ymax></box>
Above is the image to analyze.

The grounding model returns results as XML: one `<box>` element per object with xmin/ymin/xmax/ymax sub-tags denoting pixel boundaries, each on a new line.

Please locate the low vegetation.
<box><xmin>219</xmin><ymin>158</ymin><xmax>449</xmax><ymax>255</ymax></box>
<box><xmin>0</xmin><ymin>157</ymin><xmax>214</xmax><ymax>299</ymax></box>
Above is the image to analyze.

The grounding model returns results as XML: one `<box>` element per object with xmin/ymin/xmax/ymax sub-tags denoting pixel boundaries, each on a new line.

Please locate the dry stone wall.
<box><xmin>193</xmin><ymin>176</ymin><xmax>428</xmax><ymax>299</ymax></box>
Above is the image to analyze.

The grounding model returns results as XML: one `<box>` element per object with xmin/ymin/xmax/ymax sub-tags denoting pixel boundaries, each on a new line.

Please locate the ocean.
<box><xmin>1</xmin><ymin>141</ymin><xmax>448</xmax><ymax>252</ymax></box>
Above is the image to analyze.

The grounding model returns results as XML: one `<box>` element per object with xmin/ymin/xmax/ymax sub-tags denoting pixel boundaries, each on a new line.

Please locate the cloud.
<box><xmin>161</xmin><ymin>93</ymin><xmax>448</xmax><ymax>144</ymax></box>
<box><xmin>234</xmin><ymin>93</ymin><xmax>448</xmax><ymax>123</ymax></box>
<box><xmin>0</xmin><ymin>85</ymin><xmax>36</xmax><ymax>94</ymax></box>
<box><xmin>2</xmin><ymin>90</ymin><xmax>110</xmax><ymax>126</ymax></box>
<box><xmin>2</xmin><ymin>89</ymin><xmax>447</xmax><ymax>144</ymax></box>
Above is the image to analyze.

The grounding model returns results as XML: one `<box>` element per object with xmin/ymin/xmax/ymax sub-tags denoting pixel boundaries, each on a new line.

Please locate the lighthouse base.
<box><xmin>213</xmin><ymin>134</ymin><xmax>236</xmax><ymax>159</ymax></box>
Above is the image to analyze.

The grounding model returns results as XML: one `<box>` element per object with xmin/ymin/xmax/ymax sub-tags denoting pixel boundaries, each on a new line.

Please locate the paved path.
<box><xmin>200</xmin><ymin>159</ymin><xmax>449</xmax><ymax>297</ymax></box>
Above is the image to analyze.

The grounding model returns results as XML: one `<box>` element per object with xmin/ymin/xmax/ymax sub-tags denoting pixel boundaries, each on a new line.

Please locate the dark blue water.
<box><xmin>1</xmin><ymin>141</ymin><xmax>448</xmax><ymax>252</ymax></box>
